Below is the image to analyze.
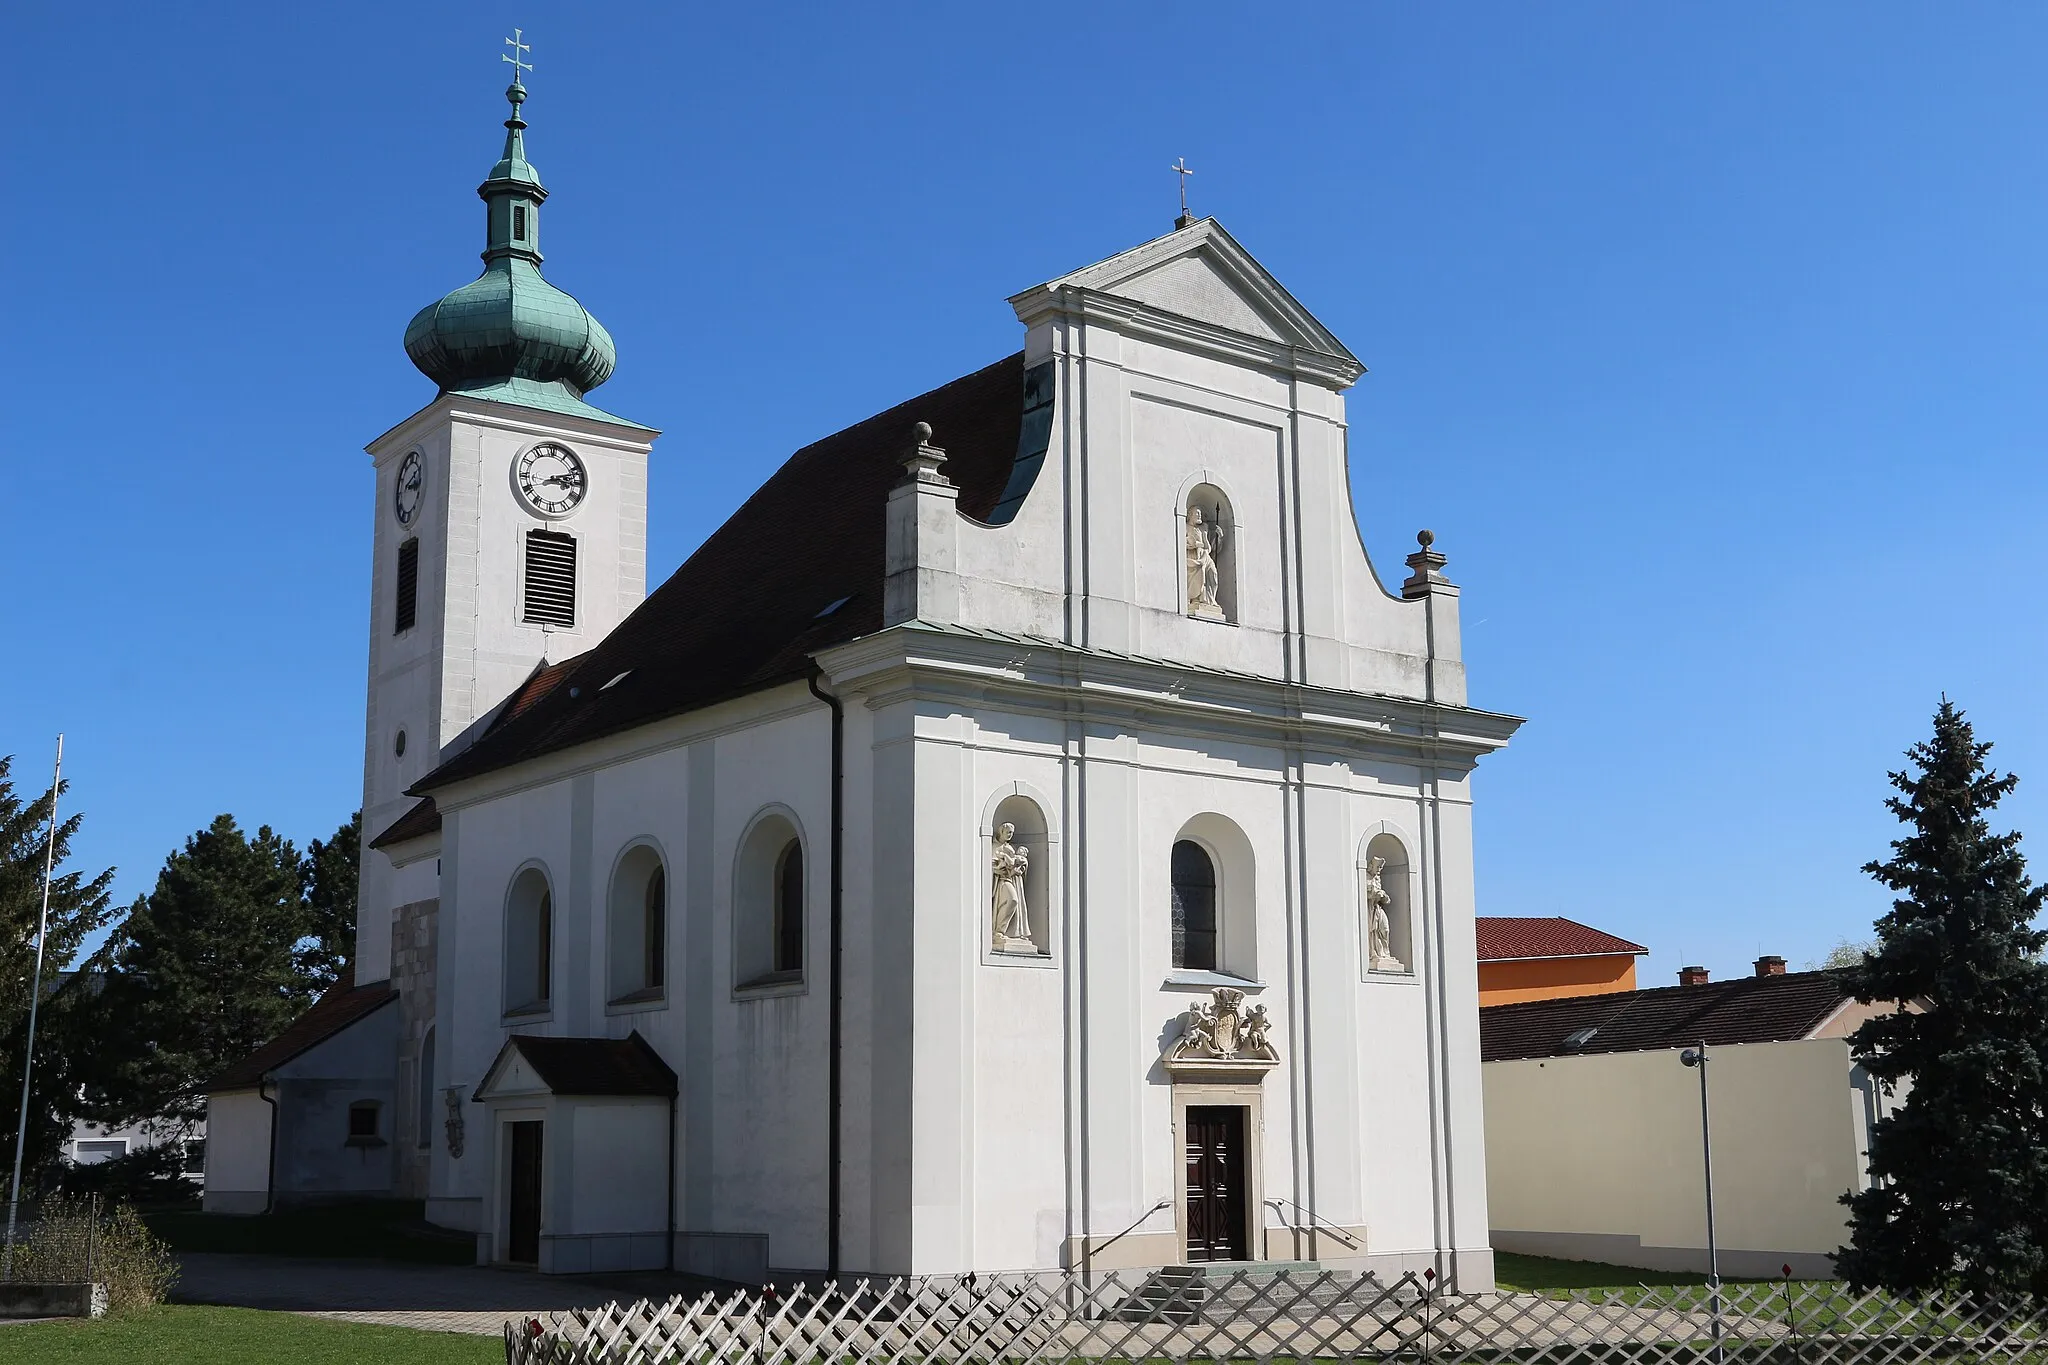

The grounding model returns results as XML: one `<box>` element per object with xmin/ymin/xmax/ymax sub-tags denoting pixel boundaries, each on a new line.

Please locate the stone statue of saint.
<box><xmin>1365</xmin><ymin>855</ymin><xmax>1404</xmax><ymax>973</ymax></box>
<box><xmin>991</xmin><ymin>822</ymin><xmax>1036</xmax><ymax>953</ymax></box>
<box><xmin>1186</xmin><ymin>506</ymin><xmax>1225</xmax><ymax>619</ymax></box>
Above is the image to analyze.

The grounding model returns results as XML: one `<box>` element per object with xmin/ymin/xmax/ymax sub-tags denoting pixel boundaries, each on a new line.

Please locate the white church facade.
<box><xmin>204</xmin><ymin>66</ymin><xmax>1520</xmax><ymax>1289</ymax></box>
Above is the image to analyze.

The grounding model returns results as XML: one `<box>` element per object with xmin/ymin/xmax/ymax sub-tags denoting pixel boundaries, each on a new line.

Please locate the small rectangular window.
<box><xmin>513</xmin><ymin>205</ymin><xmax>527</xmax><ymax>241</ymax></box>
<box><xmin>182</xmin><ymin>1138</ymin><xmax>207</xmax><ymax>1175</ymax></box>
<box><xmin>395</xmin><ymin>537</ymin><xmax>420</xmax><ymax>634</ymax></box>
<box><xmin>523</xmin><ymin>529</ymin><xmax>577</xmax><ymax>627</ymax></box>
<box><xmin>348</xmin><ymin>1101</ymin><xmax>381</xmax><ymax>1140</ymax></box>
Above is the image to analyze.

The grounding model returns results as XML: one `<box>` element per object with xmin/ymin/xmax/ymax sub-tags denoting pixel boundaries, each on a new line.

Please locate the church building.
<box><xmin>204</xmin><ymin>62</ymin><xmax>1521</xmax><ymax>1289</ymax></box>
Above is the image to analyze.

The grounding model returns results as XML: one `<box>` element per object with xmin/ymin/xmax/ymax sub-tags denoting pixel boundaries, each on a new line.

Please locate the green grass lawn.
<box><xmin>1</xmin><ymin>1305</ymin><xmax>499</xmax><ymax>1364</ymax></box>
<box><xmin>144</xmin><ymin>1200</ymin><xmax>475</xmax><ymax>1265</ymax></box>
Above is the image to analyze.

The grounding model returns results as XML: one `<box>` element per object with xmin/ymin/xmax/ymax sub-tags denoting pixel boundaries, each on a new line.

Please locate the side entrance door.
<box><xmin>1184</xmin><ymin>1105</ymin><xmax>1249</xmax><ymax>1262</ymax></box>
<box><xmin>508</xmin><ymin>1120</ymin><xmax>544</xmax><ymax>1264</ymax></box>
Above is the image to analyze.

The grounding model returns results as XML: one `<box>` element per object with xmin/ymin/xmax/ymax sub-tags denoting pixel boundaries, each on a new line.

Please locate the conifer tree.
<box><xmin>0</xmin><ymin>755</ymin><xmax>115</xmax><ymax>1177</ymax></box>
<box><xmin>1835</xmin><ymin>701</ymin><xmax>2048</xmax><ymax>1297</ymax></box>
<box><xmin>84</xmin><ymin>815</ymin><xmax>310</xmax><ymax>1125</ymax></box>
<box><xmin>297</xmin><ymin>811</ymin><xmax>359</xmax><ymax>989</ymax></box>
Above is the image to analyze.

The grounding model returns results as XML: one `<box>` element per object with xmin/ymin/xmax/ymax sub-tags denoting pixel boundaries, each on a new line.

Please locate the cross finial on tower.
<box><xmin>502</xmin><ymin>28</ymin><xmax>534</xmax><ymax>85</ymax></box>
<box><xmin>1171</xmin><ymin>157</ymin><xmax>1195</xmax><ymax>229</ymax></box>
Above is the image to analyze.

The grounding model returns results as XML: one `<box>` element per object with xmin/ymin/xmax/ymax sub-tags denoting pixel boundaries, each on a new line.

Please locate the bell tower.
<box><xmin>355</xmin><ymin>54</ymin><xmax>660</xmax><ymax>985</ymax></box>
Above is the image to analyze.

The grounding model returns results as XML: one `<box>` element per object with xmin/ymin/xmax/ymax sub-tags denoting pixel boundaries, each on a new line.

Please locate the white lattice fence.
<box><xmin>502</xmin><ymin>1267</ymin><xmax>2048</xmax><ymax>1364</ymax></box>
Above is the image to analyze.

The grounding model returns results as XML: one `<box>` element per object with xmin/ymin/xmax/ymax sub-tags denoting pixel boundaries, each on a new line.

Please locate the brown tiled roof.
<box><xmin>477</xmin><ymin>1032</ymin><xmax>677</xmax><ymax>1099</ymax></box>
<box><xmin>368</xmin><ymin>796</ymin><xmax>441</xmax><ymax>849</ymax></box>
<box><xmin>1479</xmin><ymin>970</ymin><xmax>1850</xmax><ymax>1063</ymax></box>
<box><xmin>208</xmin><ymin>968</ymin><xmax>398</xmax><ymax>1091</ymax></box>
<box><xmin>419</xmin><ymin>353</ymin><xmax>1030</xmax><ymax>790</ymax></box>
<box><xmin>1475</xmin><ymin>916</ymin><xmax>1648</xmax><ymax>962</ymax></box>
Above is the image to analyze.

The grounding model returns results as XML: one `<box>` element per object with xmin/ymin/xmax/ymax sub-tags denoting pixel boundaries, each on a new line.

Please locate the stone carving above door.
<box><xmin>1164</xmin><ymin>986</ymin><xmax>1278</xmax><ymax>1080</ymax></box>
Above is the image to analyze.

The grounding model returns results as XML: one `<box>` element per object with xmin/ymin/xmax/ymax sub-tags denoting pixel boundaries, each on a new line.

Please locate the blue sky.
<box><xmin>8</xmin><ymin>4</ymin><xmax>2046</xmax><ymax>985</ymax></box>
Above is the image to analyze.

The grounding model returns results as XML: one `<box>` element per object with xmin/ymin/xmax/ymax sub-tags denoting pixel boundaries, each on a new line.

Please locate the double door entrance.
<box><xmin>1183</xmin><ymin>1104</ymin><xmax>1249</xmax><ymax>1262</ymax></box>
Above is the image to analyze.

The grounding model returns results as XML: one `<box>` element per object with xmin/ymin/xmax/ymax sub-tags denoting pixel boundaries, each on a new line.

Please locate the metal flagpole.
<box><xmin>3</xmin><ymin>734</ymin><xmax>63</xmax><ymax>1282</ymax></box>
<box><xmin>1681</xmin><ymin>1040</ymin><xmax>1725</xmax><ymax>1365</ymax></box>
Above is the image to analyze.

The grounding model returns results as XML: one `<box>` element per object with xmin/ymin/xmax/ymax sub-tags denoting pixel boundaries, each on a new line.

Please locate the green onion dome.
<box><xmin>404</xmin><ymin>80</ymin><xmax>617</xmax><ymax>399</ymax></box>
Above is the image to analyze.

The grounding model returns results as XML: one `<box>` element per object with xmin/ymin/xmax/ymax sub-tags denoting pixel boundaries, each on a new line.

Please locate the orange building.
<box><xmin>1474</xmin><ymin>917</ymin><xmax>1648</xmax><ymax>1008</ymax></box>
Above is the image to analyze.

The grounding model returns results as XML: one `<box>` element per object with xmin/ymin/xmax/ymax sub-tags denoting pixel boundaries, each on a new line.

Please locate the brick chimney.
<box><xmin>1754</xmin><ymin>955</ymin><xmax>1787</xmax><ymax>978</ymax></box>
<box><xmin>1678</xmin><ymin>965</ymin><xmax>1710</xmax><ymax>987</ymax></box>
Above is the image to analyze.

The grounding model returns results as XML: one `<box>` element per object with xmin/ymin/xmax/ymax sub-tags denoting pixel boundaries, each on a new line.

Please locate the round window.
<box><xmin>395</xmin><ymin>730</ymin><xmax>408</xmax><ymax>758</ymax></box>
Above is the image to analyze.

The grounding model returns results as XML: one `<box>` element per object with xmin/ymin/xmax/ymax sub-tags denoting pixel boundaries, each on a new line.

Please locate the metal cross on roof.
<box><xmin>502</xmin><ymin>28</ymin><xmax>534</xmax><ymax>83</ymax></box>
<box><xmin>1171</xmin><ymin>157</ymin><xmax>1195</xmax><ymax>227</ymax></box>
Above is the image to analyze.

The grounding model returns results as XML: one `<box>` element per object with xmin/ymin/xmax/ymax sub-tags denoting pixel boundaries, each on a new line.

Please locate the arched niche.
<box><xmin>1362</xmin><ymin>830</ymin><xmax>1416</xmax><ymax>976</ymax></box>
<box><xmin>415</xmin><ymin>1024</ymin><xmax>436</xmax><ymax>1151</ymax></box>
<box><xmin>734</xmin><ymin>807</ymin><xmax>807</xmax><ymax>992</ymax></box>
<box><xmin>607</xmin><ymin>841</ymin><xmax>668</xmax><ymax>1006</ymax></box>
<box><xmin>1182</xmin><ymin>481</ymin><xmax>1238</xmax><ymax>624</ymax></box>
<box><xmin>988</xmin><ymin>793</ymin><xmax>1051</xmax><ymax>957</ymax></box>
<box><xmin>1173</xmin><ymin>813</ymin><xmax>1258</xmax><ymax>981</ymax></box>
<box><xmin>503</xmin><ymin>864</ymin><xmax>554</xmax><ymax>1016</ymax></box>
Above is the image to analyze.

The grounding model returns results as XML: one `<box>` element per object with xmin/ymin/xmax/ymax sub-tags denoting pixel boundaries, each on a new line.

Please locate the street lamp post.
<box><xmin>1680</xmin><ymin>1040</ymin><xmax>1725</xmax><ymax>1365</ymax></box>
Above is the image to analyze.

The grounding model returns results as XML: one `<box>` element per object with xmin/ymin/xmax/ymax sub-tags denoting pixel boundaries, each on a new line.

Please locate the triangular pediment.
<box><xmin>1015</xmin><ymin>219</ymin><xmax>1361</xmax><ymax>377</ymax></box>
<box><xmin>473</xmin><ymin>1038</ymin><xmax>549</xmax><ymax>1102</ymax></box>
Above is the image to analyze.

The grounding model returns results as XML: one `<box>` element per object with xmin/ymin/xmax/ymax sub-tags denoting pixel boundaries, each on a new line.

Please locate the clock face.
<box><xmin>515</xmin><ymin>443</ymin><xmax>588</xmax><ymax>516</ymax></box>
<box><xmin>394</xmin><ymin>451</ymin><xmax>424</xmax><ymax>525</ymax></box>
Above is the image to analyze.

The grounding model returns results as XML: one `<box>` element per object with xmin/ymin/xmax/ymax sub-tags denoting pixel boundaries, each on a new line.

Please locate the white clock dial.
<box><xmin>394</xmin><ymin>451</ymin><xmax>424</xmax><ymax>525</ymax></box>
<box><xmin>515</xmin><ymin>443</ymin><xmax>588</xmax><ymax>517</ymax></box>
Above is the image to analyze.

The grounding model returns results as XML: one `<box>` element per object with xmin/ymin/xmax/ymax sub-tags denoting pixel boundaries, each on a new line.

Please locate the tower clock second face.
<box><xmin>394</xmin><ymin>451</ymin><xmax>424</xmax><ymax>525</ymax></box>
<box><xmin>515</xmin><ymin>443</ymin><xmax>588</xmax><ymax>516</ymax></box>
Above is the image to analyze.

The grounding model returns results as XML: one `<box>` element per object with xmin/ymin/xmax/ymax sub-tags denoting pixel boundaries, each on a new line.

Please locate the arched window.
<box><xmin>1171</xmin><ymin>840</ymin><xmax>1219</xmax><ymax>972</ymax></box>
<box><xmin>775</xmin><ymin>843</ymin><xmax>804</xmax><ymax>974</ymax></box>
<box><xmin>415</xmin><ymin>1025</ymin><xmax>435</xmax><ymax>1151</ymax></box>
<box><xmin>736</xmin><ymin>811</ymin><xmax>806</xmax><ymax>990</ymax></box>
<box><xmin>607</xmin><ymin>846</ymin><xmax>667</xmax><ymax>1005</ymax></box>
<box><xmin>504</xmin><ymin>867</ymin><xmax>553</xmax><ymax>1015</ymax></box>
<box><xmin>645</xmin><ymin>866</ymin><xmax>667</xmax><ymax>991</ymax></box>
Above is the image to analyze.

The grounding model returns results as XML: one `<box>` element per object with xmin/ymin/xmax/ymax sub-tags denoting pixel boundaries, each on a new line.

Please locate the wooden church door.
<box><xmin>1184</xmin><ymin>1105</ymin><xmax>1249</xmax><ymax>1262</ymax></box>
<box><xmin>508</xmin><ymin>1121</ymin><xmax>544</xmax><ymax>1263</ymax></box>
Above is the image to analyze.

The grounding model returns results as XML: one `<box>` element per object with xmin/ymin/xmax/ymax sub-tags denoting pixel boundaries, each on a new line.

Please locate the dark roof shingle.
<box><xmin>420</xmin><ymin>353</ymin><xmax>1030</xmax><ymax>790</ymax></box>
<box><xmin>1475</xmin><ymin>916</ymin><xmax>1647</xmax><ymax>962</ymax></box>
<box><xmin>1479</xmin><ymin>970</ymin><xmax>1850</xmax><ymax>1063</ymax></box>
<box><xmin>478</xmin><ymin>1032</ymin><xmax>677</xmax><ymax>1099</ymax></box>
<box><xmin>209</xmin><ymin>968</ymin><xmax>398</xmax><ymax>1091</ymax></box>
<box><xmin>368</xmin><ymin>797</ymin><xmax>441</xmax><ymax>849</ymax></box>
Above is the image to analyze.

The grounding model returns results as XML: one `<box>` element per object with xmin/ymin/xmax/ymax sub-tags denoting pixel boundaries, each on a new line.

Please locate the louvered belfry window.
<box><xmin>523</xmin><ymin>529</ymin><xmax>577</xmax><ymax>626</ymax></box>
<box><xmin>394</xmin><ymin>538</ymin><xmax>419</xmax><ymax>634</ymax></box>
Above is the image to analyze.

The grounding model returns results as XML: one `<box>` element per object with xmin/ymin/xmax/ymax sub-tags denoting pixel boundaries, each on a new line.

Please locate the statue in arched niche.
<box><xmin>991</xmin><ymin>822</ymin><xmax>1038</xmax><ymax>953</ymax></box>
<box><xmin>1186</xmin><ymin>505</ymin><xmax>1225</xmax><ymax>620</ymax></box>
<box><xmin>1366</xmin><ymin>855</ymin><xmax>1405</xmax><ymax>973</ymax></box>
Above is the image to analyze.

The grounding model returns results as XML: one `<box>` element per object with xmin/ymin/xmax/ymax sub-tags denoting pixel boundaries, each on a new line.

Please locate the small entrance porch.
<box><xmin>472</xmin><ymin>1032</ymin><xmax>677</xmax><ymax>1274</ymax></box>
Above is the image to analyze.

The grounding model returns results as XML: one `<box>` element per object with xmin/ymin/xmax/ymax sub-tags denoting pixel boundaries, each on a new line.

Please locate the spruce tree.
<box><xmin>1835</xmin><ymin>701</ymin><xmax>2048</xmax><ymax>1297</ymax></box>
<box><xmin>0</xmin><ymin>755</ymin><xmax>115</xmax><ymax>1178</ymax></box>
<box><xmin>85</xmin><ymin>815</ymin><xmax>310</xmax><ymax>1125</ymax></box>
<box><xmin>297</xmin><ymin>811</ymin><xmax>359</xmax><ymax>990</ymax></box>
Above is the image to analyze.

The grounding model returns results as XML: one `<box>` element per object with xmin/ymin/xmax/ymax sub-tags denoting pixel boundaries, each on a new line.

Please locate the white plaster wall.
<box><xmin>566</xmin><ymin>1100</ymin><xmax>669</xmax><ymax>1236</ymax></box>
<box><xmin>203</xmin><ymin>1090</ymin><xmax>271</xmax><ymax>1210</ymax></box>
<box><xmin>1484</xmin><ymin>1039</ymin><xmax>1865</xmax><ymax>1267</ymax></box>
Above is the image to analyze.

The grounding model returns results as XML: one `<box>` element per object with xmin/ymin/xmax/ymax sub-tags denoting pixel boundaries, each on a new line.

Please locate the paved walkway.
<box><xmin>173</xmin><ymin>1252</ymin><xmax>734</xmax><ymax>1336</ymax></box>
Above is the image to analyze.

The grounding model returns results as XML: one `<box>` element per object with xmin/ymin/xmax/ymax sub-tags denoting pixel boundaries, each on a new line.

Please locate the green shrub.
<box><xmin>10</xmin><ymin>1195</ymin><xmax>178</xmax><ymax>1312</ymax></box>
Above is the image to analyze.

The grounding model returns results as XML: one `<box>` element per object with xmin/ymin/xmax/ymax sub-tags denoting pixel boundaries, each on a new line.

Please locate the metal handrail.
<box><xmin>1264</xmin><ymin>1195</ymin><xmax>1361</xmax><ymax>1249</ymax></box>
<box><xmin>1084</xmin><ymin>1197</ymin><xmax>1171</xmax><ymax>1261</ymax></box>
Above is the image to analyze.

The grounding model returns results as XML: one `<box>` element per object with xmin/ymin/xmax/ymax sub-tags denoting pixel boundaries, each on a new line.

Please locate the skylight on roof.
<box><xmin>815</xmin><ymin>595</ymin><xmax>852</xmax><ymax>619</ymax></box>
<box><xmin>601</xmin><ymin>671</ymin><xmax>631</xmax><ymax>691</ymax></box>
<box><xmin>1562</xmin><ymin>1026</ymin><xmax>1600</xmax><ymax>1051</ymax></box>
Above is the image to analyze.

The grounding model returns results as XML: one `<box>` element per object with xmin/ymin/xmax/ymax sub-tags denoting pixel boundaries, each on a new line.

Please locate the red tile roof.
<box><xmin>1479</xmin><ymin>970</ymin><xmax>1850</xmax><ymax>1062</ymax></box>
<box><xmin>418</xmin><ymin>353</ymin><xmax>1031</xmax><ymax>791</ymax></box>
<box><xmin>207</xmin><ymin>968</ymin><xmax>398</xmax><ymax>1092</ymax></box>
<box><xmin>1475</xmin><ymin>916</ymin><xmax>1648</xmax><ymax>962</ymax></box>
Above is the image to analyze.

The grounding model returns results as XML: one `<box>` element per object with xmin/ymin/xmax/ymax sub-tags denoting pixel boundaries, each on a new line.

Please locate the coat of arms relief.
<box><xmin>1164</xmin><ymin>987</ymin><xmax>1279</xmax><ymax>1077</ymax></box>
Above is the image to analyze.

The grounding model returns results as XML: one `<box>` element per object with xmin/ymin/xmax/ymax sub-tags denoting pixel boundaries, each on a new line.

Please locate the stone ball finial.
<box><xmin>913</xmin><ymin>421</ymin><xmax>933</xmax><ymax>445</ymax></box>
<box><xmin>1417</xmin><ymin>529</ymin><xmax>1435</xmax><ymax>549</ymax></box>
